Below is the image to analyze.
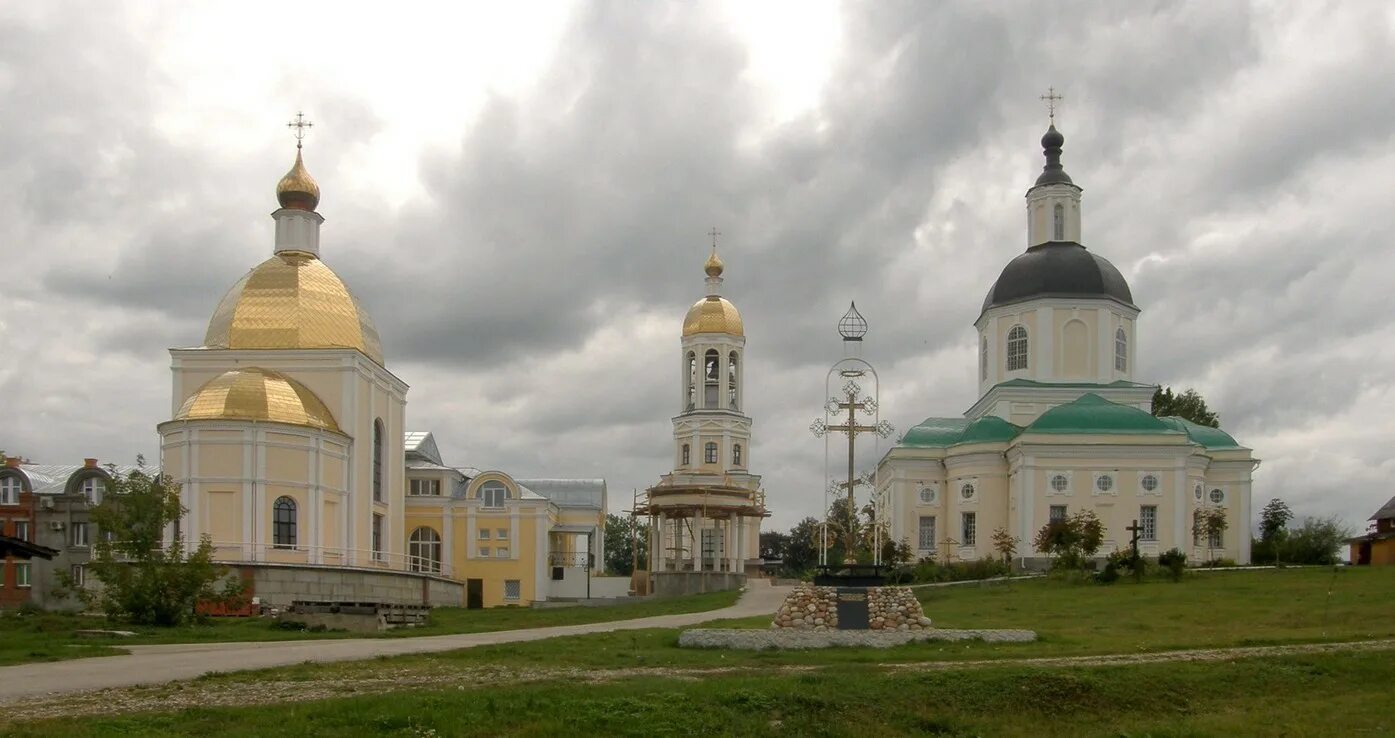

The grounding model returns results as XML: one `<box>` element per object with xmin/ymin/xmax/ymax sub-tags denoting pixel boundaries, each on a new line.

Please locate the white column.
<box><xmin>692</xmin><ymin>512</ymin><xmax>703</xmax><ymax>571</ymax></box>
<box><xmin>1037</xmin><ymin>306</ymin><xmax>1054</xmax><ymax>380</ymax></box>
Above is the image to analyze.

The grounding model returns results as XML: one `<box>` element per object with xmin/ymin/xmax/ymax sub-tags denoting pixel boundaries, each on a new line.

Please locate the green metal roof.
<box><xmin>1157</xmin><ymin>416</ymin><xmax>1241</xmax><ymax>449</ymax></box>
<box><xmin>900</xmin><ymin>417</ymin><xmax>972</xmax><ymax>448</ymax></box>
<box><xmin>1026</xmin><ymin>393</ymin><xmax>1181</xmax><ymax>436</ymax></box>
<box><xmin>954</xmin><ymin>416</ymin><xmax>1022</xmax><ymax>446</ymax></box>
<box><xmin>994</xmin><ymin>379</ymin><xmax>1155</xmax><ymax>390</ymax></box>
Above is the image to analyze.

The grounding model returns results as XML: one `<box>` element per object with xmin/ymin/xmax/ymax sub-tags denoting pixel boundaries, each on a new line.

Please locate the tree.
<box><xmin>1151</xmin><ymin>386</ymin><xmax>1220</xmax><ymax>428</ymax></box>
<box><xmin>759</xmin><ymin>530</ymin><xmax>790</xmax><ymax>562</ymax></box>
<box><xmin>1193</xmin><ymin>507</ymin><xmax>1229</xmax><ymax>566</ymax></box>
<box><xmin>603</xmin><ymin>513</ymin><xmax>649</xmax><ymax>576</ymax></box>
<box><xmin>60</xmin><ymin>461</ymin><xmax>241</xmax><ymax>625</ymax></box>
<box><xmin>991</xmin><ymin>527</ymin><xmax>1020</xmax><ymax>570</ymax></box>
<box><xmin>1283</xmin><ymin>516</ymin><xmax>1352</xmax><ymax>566</ymax></box>
<box><xmin>1257</xmin><ymin>498</ymin><xmax>1294</xmax><ymax>565</ymax></box>
<box><xmin>1032</xmin><ymin>510</ymin><xmax>1105</xmax><ymax>572</ymax></box>
<box><xmin>784</xmin><ymin>517</ymin><xmax>822</xmax><ymax>574</ymax></box>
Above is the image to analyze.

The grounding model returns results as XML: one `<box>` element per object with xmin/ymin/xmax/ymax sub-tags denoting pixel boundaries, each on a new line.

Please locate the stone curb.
<box><xmin>678</xmin><ymin>627</ymin><xmax>1038</xmax><ymax>650</ymax></box>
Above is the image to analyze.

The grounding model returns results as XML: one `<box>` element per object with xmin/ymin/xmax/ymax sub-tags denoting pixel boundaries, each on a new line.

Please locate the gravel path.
<box><xmin>4</xmin><ymin>634</ymin><xmax>1391</xmax><ymax>723</ymax></box>
<box><xmin>0</xmin><ymin>581</ymin><xmax>791</xmax><ymax>706</ymax></box>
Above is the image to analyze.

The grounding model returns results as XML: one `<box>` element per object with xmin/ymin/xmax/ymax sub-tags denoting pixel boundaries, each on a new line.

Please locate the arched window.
<box><xmin>728</xmin><ymin>351</ymin><xmax>739</xmax><ymax>409</ymax></box>
<box><xmin>732</xmin><ymin>443</ymin><xmax>742</xmax><ymax>466</ymax></box>
<box><xmin>1053</xmin><ymin>203</ymin><xmax>1065</xmax><ymax>240</ymax></box>
<box><xmin>704</xmin><ymin>442</ymin><xmax>718</xmax><ymax>464</ymax></box>
<box><xmin>80</xmin><ymin>477</ymin><xmax>105</xmax><ymax>505</ymax></box>
<box><xmin>681</xmin><ymin>444</ymin><xmax>691</xmax><ymax>466</ymax></box>
<box><xmin>980</xmin><ymin>337</ymin><xmax>988</xmax><ymax>381</ymax></box>
<box><xmin>686</xmin><ymin>352</ymin><xmax>697</xmax><ymax>409</ymax></box>
<box><xmin>479</xmin><ymin>481</ymin><xmax>509</xmax><ymax>508</ymax></box>
<box><xmin>703</xmin><ymin>350</ymin><xmax>719</xmax><ymax>407</ymax></box>
<box><xmin>0</xmin><ymin>475</ymin><xmax>22</xmax><ymax>506</ymax></box>
<box><xmin>408</xmin><ymin>527</ymin><xmax>442</xmax><ymax>573</ymax></box>
<box><xmin>372</xmin><ymin>419</ymin><xmax>384</xmax><ymax>503</ymax></box>
<box><xmin>273</xmin><ymin>496</ymin><xmax>297</xmax><ymax>549</ymax></box>
<box><xmin>1006</xmin><ymin>325</ymin><xmax>1029</xmax><ymax>371</ymax></box>
<box><xmin>1115</xmin><ymin>328</ymin><xmax>1128</xmax><ymax>372</ymax></box>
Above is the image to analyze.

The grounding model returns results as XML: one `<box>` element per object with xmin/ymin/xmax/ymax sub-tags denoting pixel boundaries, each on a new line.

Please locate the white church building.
<box><xmin>878</xmin><ymin>123</ymin><xmax>1258</xmax><ymax>567</ymax></box>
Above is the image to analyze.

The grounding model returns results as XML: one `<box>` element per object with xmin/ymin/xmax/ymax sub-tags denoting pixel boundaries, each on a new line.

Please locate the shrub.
<box><xmin>891</xmin><ymin>556</ymin><xmax>1010</xmax><ymax>585</ymax></box>
<box><xmin>1158</xmin><ymin>548</ymin><xmax>1187</xmax><ymax>581</ymax></box>
<box><xmin>1033</xmin><ymin>510</ymin><xmax>1105</xmax><ymax>572</ymax></box>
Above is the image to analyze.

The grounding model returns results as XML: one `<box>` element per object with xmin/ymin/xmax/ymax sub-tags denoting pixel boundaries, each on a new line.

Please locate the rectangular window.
<box><xmin>478</xmin><ymin>528</ymin><xmax>491</xmax><ymax>540</ymax></box>
<box><xmin>14</xmin><ymin>521</ymin><xmax>29</xmax><ymax>542</ymax></box>
<box><xmin>409</xmin><ymin>479</ymin><xmax>441</xmax><ymax>496</ymax></box>
<box><xmin>917</xmin><ymin>516</ymin><xmax>936</xmax><ymax>551</ymax></box>
<box><xmin>371</xmin><ymin>514</ymin><xmax>384</xmax><ymax>561</ymax></box>
<box><xmin>1209</xmin><ymin>528</ymin><xmax>1223</xmax><ymax>550</ymax></box>
<box><xmin>71</xmin><ymin>565</ymin><xmax>85</xmax><ymax>587</ymax></box>
<box><xmin>504</xmin><ymin>580</ymin><xmax>521</xmax><ymax>601</ymax></box>
<box><xmin>961</xmin><ymin>512</ymin><xmax>977</xmax><ymax>547</ymax></box>
<box><xmin>704</xmin><ymin>442</ymin><xmax>718</xmax><ymax>464</ymax></box>
<box><xmin>496</xmin><ymin>528</ymin><xmax>509</xmax><ymax>540</ymax></box>
<box><xmin>478</xmin><ymin>547</ymin><xmax>490</xmax><ymax>558</ymax></box>
<box><xmin>1140</xmin><ymin>506</ymin><xmax>1157</xmax><ymax>542</ymax></box>
<box><xmin>1049</xmin><ymin>505</ymin><xmax>1067</xmax><ymax>523</ymax></box>
<box><xmin>496</xmin><ymin>547</ymin><xmax>510</xmax><ymax>558</ymax></box>
<box><xmin>16</xmin><ymin>563</ymin><xmax>30</xmax><ymax>588</ymax></box>
<box><xmin>72</xmin><ymin>522</ymin><xmax>89</xmax><ymax>548</ymax></box>
<box><xmin>0</xmin><ymin>477</ymin><xmax>20</xmax><ymax>505</ymax></box>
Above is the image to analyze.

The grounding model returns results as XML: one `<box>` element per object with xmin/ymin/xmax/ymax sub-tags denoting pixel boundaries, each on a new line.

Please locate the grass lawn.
<box><xmin>0</xmin><ymin>589</ymin><xmax>739</xmax><ymax>666</ymax></box>
<box><xmin>6</xmin><ymin>651</ymin><xmax>1393</xmax><ymax>736</ymax></box>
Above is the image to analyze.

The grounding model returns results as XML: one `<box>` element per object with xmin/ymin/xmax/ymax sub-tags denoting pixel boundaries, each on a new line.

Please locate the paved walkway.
<box><xmin>0</xmin><ymin>581</ymin><xmax>791</xmax><ymax>704</ymax></box>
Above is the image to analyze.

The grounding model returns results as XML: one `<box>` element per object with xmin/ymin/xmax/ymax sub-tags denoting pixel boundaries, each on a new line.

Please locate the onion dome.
<box><xmin>704</xmin><ymin>248</ymin><xmax>724</xmax><ymax>277</ymax></box>
<box><xmin>1035</xmin><ymin>124</ymin><xmax>1074</xmax><ymax>187</ymax></box>
<box><xmin>981</xmin><ymin>241</ymin><xmax>1134</xmax><ymax>313</ymax></box>
<box><xmin>838</xmin><ymin>302</ymin><xmax>868</xmax><ymax>340</ymax></box>
<box><xmin>683</xmin><ymin>297</ymin><xmax>744</xmax><ymax>337</ymax></box>
<box><xmin>204</xmin><ymin>251</ymin><xmax>385</xmax><ymax>365</ymax></box>
<box><xmin>175</xmin><ymin>367</ymin><xmax>341</xmax><ymax>433</ymax></box>
<box><xmin>276</xmin><ymin>149</ymin><xmax>321</xmax><ymax>211</ymax></box>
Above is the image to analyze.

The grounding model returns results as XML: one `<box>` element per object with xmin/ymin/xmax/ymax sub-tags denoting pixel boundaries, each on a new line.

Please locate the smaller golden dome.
<box><xmin>704</xmin><ymin>249</ymin><xmax>724</xmax><ymax>277</ymax></box>
<box><xmin>276</xmin><ymin>148</ymin><xmax>320</xmax><ymax>211</ymax></box>
<box><xmin>175</xmin><ymin>367</ymin><xmax>341</xmax><ymax>433</ymax></box>
<box><xmin>683</xmin><ymin>296</ymin><xmax>744</xmax><ymax>337</ymax></box>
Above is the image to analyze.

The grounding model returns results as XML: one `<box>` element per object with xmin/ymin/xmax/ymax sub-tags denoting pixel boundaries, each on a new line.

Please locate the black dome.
<box><xmin>981</xmin><ymin>241</ymin><xmax>1134</xmax><ymax>314</ymax></box>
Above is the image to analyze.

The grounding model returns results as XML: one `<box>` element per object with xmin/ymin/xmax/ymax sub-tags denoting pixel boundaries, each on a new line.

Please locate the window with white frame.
<box><xmin>0</xmin><ymin>476</ymin><xmax>20</xmax><ymax>505</ymax></box>
<box><xmin>496</xmin><ymin>528</ymin><xmax>509</xmax><ymax>540</ymax></box>
<box><xmin>1140</xmin><ymin>474</ymin><xmax>1160</xmax><ymax>493</ymax></box>
<box><xmin>1140</xmin><ymin>505</ymin><xmax>1157</xmax><ymax>541</ymax></box>
<box><xmin>80</xmin><ymin>477</ymin><xmax>104</xmax><ymax>505</ymax></box>
<box><xmin>496</xmin><ymin>547</ymin><xmax>510</xmax><ymax>558</ymax></box>
<box><xmin>1049</xmin><ymin>505</ymin><xmax>1067</xmax><ymax>523</ymax></box>
<box><xmin>1050</xmin><ymin>474</ymin><xmax>1070</xmax><ymax>493</ymax></box>
<box><xmin>681</xmin><ymin>444</ymin><xmax>691</xmax><ymax>466</ymax></box>
<box><xmin>1095</xmin><ymin>474</ymin><xmax>1115</xmax><ymax>493</ymax></box>
<box><xmin>704</xmin><ymin>442</ymin><xmax>718</xmax><ymax>464</ymax></box>
<box><xmin>1115</xmin><ymin>328</ymin><xmax>1128</xmax><ymax>372</ymax></box>
<box><xmin>980</xmin><ymin>337</ymin><xmax>988</xmax><ymax>381</ymax></box>
<box><xmin>961</xmin><ymin>512</ymin><xmax>977</xmax><ymax>547</ymax></box>
<box><xmin>1193</xmin><ymin>510</ymin><xmax>1203</xmax><ymax>546</ymax></box>
<box><xmin>372</xmin><ymin>420</ymin><xmax>384</xmax><ymax>503</ymax></box>
<box><xmin>16</xmin><ymin>563</ymin><xmax>30</xmax><ymax>588</ymax></box>
<box><xmin>479</xmin><ymin>482</ymin><xmax>508</xmax><ymax>508</ymax></box>
<box><xmin>71</xmin><ymin>565</ymin><xmax>85</xmax><ymax>587</ymax></box>
<box><xmin>71</xmin><ymin>522</ymin><xmax>89</xmax><ymax>548</ymax></box>
<box><xmin>1209</xmin><ymin>488</ymin><xmax>1225</xmax><ymax>505</ymax></box>
<box><xmin>1053</xmin><ymin>203</ymin><xmax>1065</xmax><ymax>240</ymax></box>
<box><xmin>960</xmin><ymin>483</ymin><xmax>975</xmax><ymax>501</ymax></box>
<box><xmin>1208</xmin><ymin>527</ymin><xmax>1223</xmax><ymax>550</ymax></box>
<box><xmin>917</xmin><ymin>516</ymin><xmax>936</xmax><ymax>551</ymax></box>
<box><xmin>733</xmin><ymin>443</ymin><xmax>742</xmax><ymax>466</ymax></box>
<box><xmin>371</xmin><ymin>514</ymin><xmax>384</xmax><ymax>560</ymax></box>
<box><xmin>478</xmin><ymin>528</ymin><xmax>490</xmax><ymax>540</ymax></box>
<box><xmin>1006</xmin><ymin>325</ymin><xmax>1029</xmax><ymax>371</ymax></box>
<box><xmin>14</xmin><ymin>520</ymin><xmax>29</xmax><ymax>542</ymax></box>
<box><xmin>478</xmin><ymin>546</ymin><xmax>490</xmax><ymax>558</ymax></box>
<box><xmin>504</xmin><ymin>580</ymin><xmax>521</xmax><ymax>601</ymax></box>
<box><xmin>918</xmin><ymin>486</ymin><xmax>937</xmax><ymax>505</ymax></box>
<box><xmin>409</xmin><ymin>479</ymin><xmax>441</xmax><ymax>496</ymax></box>
<box><xmin>272</xmin><ymin>497</ymin><xmax>296</xmax><ymax>549</ymax></box>
<box><xmin>408</xmin><ymin>527</ymin><xmax>442</xmax><ymax>573</ymax></box>
<box><xmin>1195</xmin><ymin>484</ymin><xmax>1203</xmax><ymax>501</ymax></box>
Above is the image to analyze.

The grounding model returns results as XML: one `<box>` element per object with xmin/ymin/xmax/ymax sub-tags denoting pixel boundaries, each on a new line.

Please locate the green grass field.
<box><xmin>4</xmin><ymin>568</ymin><xmax>1394</xmax><ymax>736</ymax></box>
<box><xmin>0</xmin><ymin>589</ymin><xmax>739</xmax><ymax>666</ymax></box>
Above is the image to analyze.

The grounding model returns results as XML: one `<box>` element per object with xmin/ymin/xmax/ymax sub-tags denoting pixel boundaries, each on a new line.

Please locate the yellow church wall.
<box><xmin>944</xmin><ymin>451</ymin><xmax>1009</xmax><ymax>559</ymax></box>
<box><xmin>321</xmin><ymin>497</ymin><xmax>342</xmax><ymax>563</ymax></box>
<box><xmin>265</xmin><ymin>446</ymin><xmax>308</xmax><ymax>483</ymax></box>
<box><xmin>206</xmin><ymin>489</ymin><xmax>241</xmax><ymax>545</ymax></box>
<box><xmin>197</xmin><ymin>443</ymin><xmax>244</xmax><ymax>479</ymax></box>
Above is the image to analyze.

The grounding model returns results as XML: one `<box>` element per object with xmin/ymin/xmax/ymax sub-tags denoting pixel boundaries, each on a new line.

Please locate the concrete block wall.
<box><xmin>242</xmin><ymin>564</ymin><xmax>464</xmax><ymax>607</ymax></box>
<box><xmin>651</xmin><ymin>571</ymin><xmax>745</xmax><ymax>597</ymax></box>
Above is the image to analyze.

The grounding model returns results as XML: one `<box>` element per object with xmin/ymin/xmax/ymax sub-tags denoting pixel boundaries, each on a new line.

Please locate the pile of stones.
<box><xmin>770</xmin><ymin>583</ymin><xmax>932</xmax><ymax>631</ymax></box>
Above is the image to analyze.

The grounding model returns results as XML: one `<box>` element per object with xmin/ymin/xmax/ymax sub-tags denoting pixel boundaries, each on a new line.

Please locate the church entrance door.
<box><xmin>467</xmin><ymin>579</ymin><xmax>483</xmax><ymax>609</ymax></box>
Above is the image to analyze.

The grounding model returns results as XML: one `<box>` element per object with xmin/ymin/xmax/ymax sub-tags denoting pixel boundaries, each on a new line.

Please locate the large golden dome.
<box><xmin>175</xmin><ymin>367</ymin><xmax>341</xmax><ymax>433</ymax></box>
<box><xmin>683</xmin><ymin>296</ymin><xmax>744</xmax><ymax>337</ymax></box>
<box><xmin>204</xmin><ymin>252</ymin><xmax>385</xmax><ymax>365</ymax></box>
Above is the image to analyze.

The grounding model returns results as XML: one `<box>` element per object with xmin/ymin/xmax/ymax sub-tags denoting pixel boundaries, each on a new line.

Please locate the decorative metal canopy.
<box><xmin>838</xmin><ymin>301</ymin><xmax>868</xmax><ymax>341</ymax></box>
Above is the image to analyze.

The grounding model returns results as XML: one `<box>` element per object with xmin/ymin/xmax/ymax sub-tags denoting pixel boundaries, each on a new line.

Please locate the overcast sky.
<box><xmin>2</xmin><ymin>1</ymin><xmax>1392</xmax><ymax>534</ymax></box>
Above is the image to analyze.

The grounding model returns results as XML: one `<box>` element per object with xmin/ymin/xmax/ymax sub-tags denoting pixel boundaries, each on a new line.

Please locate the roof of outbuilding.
<box><xmin>2</xmin><ymin>464</ymin><xmax>136</xmax><ymax>495</ymax></box>
<box><xmin>516</xmin><ymin>479</ymin><xmax>606</xmax><ymax>510</ymax></box>
<box><xmin>1370</xmin><ymin>495</ymin><xmax>1395</xmax><ymax>521</ymax></box>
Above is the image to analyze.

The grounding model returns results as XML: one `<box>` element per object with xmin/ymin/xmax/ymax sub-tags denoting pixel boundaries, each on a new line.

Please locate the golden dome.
<box><xmin>204</xmin><ymin>252</ymin><xmax>385</xmax><ymax>365</ymax></box>
<box><xmin>683</xmin><ymin>296</ymin><xmax>744</xmax><ymax>337</ymax></box>
<box><xmin>276</xmin><ymin>149</ymin><xmax>320</xmax><ymax>211</ymax></box>
<box><xmin>175</xmin><ymin>367</ymin><xmax>341</xmax><ymax>433</ymax></box>
<box><xmin>704</xmin><ymin>249</ymin><xmax>724</xmax><ymax>277</ymax></box>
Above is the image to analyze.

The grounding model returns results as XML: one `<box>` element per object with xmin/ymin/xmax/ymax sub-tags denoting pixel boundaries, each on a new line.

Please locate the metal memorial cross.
<box><xmin>1125</xmin><ymin>519</ymin><xmax>1144</xmax><ymax>581</ymax></box>
<box><xmin>287</xmin><ymin>111</ymin><xmax>314</xmax><ymax>149</ymax></box>
<box><xmin>811</xmin><ymin>379</ymin><xmax>893</xmax><ymax>564</ymax></box>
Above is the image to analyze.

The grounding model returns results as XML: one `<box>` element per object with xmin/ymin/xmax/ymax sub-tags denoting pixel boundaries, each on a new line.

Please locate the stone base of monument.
<box><xmin>771</xmin><ymin>583</ymin><xmax>930</xmax><ymax>631</ymax></box>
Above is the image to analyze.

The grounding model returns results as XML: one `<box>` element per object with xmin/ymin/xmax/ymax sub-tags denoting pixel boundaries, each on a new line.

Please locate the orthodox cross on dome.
<box><xmin>1039</xmin><ymin>87</ymin><xmax>1063</xmax><ymax>123</ymax></box>
<box><xmin>707</xmin><ymin>227</ymin><xmax>722</xmax><ymax>250</ymax></box>
<box><xmin>287</xmin><ymin>111</ymin><xmax>314</xmax><ymax>149</ymax></box>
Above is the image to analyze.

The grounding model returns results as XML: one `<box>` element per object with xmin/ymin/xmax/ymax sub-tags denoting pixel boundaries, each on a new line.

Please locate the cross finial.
<box><xmin>287</xmin><ymin>111</ymin><xmax>314</xmax><ymax>149</ymax></box>
<box><xmin>1040</xmin><ymin>87</ymin><xmax>1063</xmax><ymax>123</ymax></box>
<box><xmin>707</xmin><ymin>227</ymin><xmax>721</xmax><ymax>250</ymax></box>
